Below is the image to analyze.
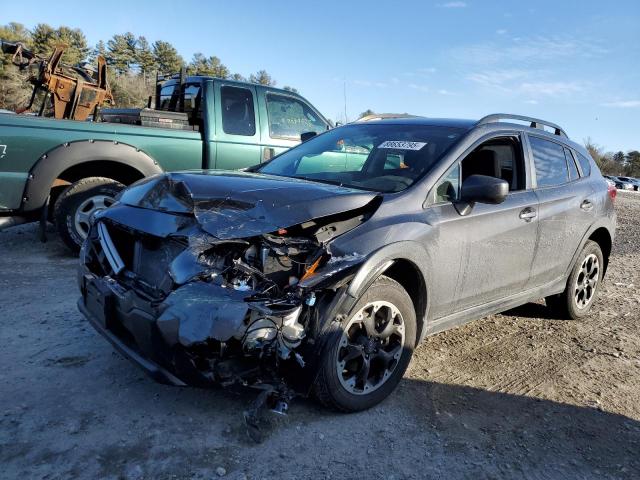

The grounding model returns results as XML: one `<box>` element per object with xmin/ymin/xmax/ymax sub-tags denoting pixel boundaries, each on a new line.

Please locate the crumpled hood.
<box><xmin>116</xmin><ymin>171</ymin><xmax>378</xmax><ymax>239</ymax></box>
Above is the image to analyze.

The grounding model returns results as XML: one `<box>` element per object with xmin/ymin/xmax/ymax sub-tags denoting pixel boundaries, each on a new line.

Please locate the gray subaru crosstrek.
<box><xmin>78</xmin><ymin>113</ymin><xmax>616</xmax><ymax>413</ymax></box>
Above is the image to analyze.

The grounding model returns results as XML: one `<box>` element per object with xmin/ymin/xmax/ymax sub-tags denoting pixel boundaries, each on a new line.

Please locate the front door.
<box><xmin>424</xmin><ymin>134</ymin><xmax>539</xmax><ymax>317</ymax></box>
<box><xmin>256</xmin><ymin>91</ymin><xmax>329</xmax><ymax>162</ymax></box>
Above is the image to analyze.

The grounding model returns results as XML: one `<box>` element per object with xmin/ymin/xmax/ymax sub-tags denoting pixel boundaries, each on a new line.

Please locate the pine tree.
<box><xmin>249</xmin><ymin>70</ymin><xmax>275</xmax><ymax>86</ymax></box>
<box><xmin>106</xmin><ymin>32</ymin><xmax>137</xmax><ymax>74</ymax></box>
<box><xmin>153</xmin><ymin>40</ymin><xmax>184</xmax><ymax>74</ymax></box>
<box><xmin>88</xmin><ymin>40</ymin><xmax>106</xmax><ymax>64</ymax></box>
<box><xmin>136</xmin><ymin>36</ymin><xmax>156</xmax><ymax>80</ymax></box>
<box><xmin>31</xmin><ymin>23</ymin><xmax>89</xmax><ymax>65</ymax></box>
<box><xmin>188</xmin><ymin>53</ymin><xmax>229</xmax><ymax>78</ymax></box>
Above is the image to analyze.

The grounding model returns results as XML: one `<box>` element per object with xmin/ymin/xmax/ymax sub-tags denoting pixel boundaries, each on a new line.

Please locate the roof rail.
<box><xmin>476</xmin><ymin>113</ymin><xmax>568</xmax><ymax>138</ymax></box>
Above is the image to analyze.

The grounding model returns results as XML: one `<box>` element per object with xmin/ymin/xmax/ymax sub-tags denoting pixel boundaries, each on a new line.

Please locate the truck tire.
<box><xmin>54</xmin><ymin>177</ymin><xmax>124</xmax><ymax>252</ymax></box>
<box><xmin>313</xmin><ymin>276</ymin><xmax>416</xmax><ymax>412</ymax></box>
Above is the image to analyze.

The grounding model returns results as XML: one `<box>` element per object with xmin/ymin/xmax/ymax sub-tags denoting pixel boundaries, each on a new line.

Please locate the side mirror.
<box><xmin>455</xmin><ymin>174</ymin><xmax>508</xmax><ymax>215</ymax></box>
<box><xmin>300</xmin><ymin>131</ymin><xmax>317</xmax><ymax>143</ymax></box>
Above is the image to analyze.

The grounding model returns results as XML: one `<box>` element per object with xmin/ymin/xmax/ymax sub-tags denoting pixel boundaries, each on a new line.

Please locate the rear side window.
<box><xmin>564</xmin><ymin>147</ymin><xmax>579</xmax><ymax>181</ymax></box>
<box><xmin>183</xmin><ymin>84</ymin><xmax>201</xmax><ymax>116</ymax></box>
<box><xmin>266</xmin><ymin>93</ymin><xmax>327</xmax><ymax>139</ymax></box>
<box><xmin>158</xmin><ymin>84</ymin><xmax>178</xmax><ymax>111</ymax></box>
<box><xmin>529</xmin><ymin>136</ymin><xmax>569</xmax><ymax>187</ymax></box>
<box><xmin>221</xmin><ymin>86</ymin><xmax>256</xmax><ymax>136</ymax></box>
<box><xmin>576</xmin><ymin>152</ymin><xmax>592</xmax><ymax>176</ymax></box>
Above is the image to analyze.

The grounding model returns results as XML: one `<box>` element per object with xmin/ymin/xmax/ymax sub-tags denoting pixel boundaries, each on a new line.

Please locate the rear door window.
<box><xmin>266</xmin><ymin>93</ymin><xmax>327</xmax><ymax>139</ymax></box>
<box><xmin>221</xmin><ymin>86</ymin><xmax>256</xmax><ymax>136</ymax></box>
<box><xmin>529</xmin><ymin>136</ymin><xmax>569</xmax><ymax>187</ymax></box>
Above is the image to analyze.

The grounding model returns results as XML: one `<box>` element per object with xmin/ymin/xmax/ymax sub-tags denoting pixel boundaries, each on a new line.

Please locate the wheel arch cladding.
<box><xmin>342</xmin><ymin>242</ymin><xmax>430</xmax><ymax>346</ymax></box>
<box><xmin>381</xmin><ymin>259</ymin><xmax>427</xmax><ymax>346</ymax></box>
<box><xmin>588</xmin><ymin>227</ymin><xmax>612</xmax><ymax>275</ymax></box>
<box><xmin>21</xmin><ymin>140</ymin><xmax>163</xmax><ymax>212</ymax></box>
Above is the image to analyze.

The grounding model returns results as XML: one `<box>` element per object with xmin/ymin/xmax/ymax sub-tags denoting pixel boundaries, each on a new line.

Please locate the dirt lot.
<box><xmin>1</xmin><ymin>193</ymin><xmax>639</xmax><ymax>480</ymax></box>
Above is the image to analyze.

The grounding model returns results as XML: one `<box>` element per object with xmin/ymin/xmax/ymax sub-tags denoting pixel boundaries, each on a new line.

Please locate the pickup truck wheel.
<box><xmin>313</xmin><ymin>276</ymin><xmax>416</xmax><ymax>412</ymax></box>
<box><xmin>545</xmin><ymin>240</ymin><xmax>604</xmax><ymax>320</ymax></box>
<box><xmin>54</xmin><ymin>177</ymin><xmax>124</xmax><ymax>252</ymax></box>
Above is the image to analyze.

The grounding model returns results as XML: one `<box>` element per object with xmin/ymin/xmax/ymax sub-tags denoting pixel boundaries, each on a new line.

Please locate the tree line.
<box><xmin>585</xmin><ymin>139</ymin><xmax>640</xmax><ymax>178</ymax></box>
<box><xmin>0</xmin><ymin>22</ymin><xmax>298</xmax><ymax>110</ymax></box>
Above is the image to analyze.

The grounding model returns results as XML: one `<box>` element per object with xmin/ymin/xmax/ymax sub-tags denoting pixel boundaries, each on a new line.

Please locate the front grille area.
<box><xmin>94</xmin><ymin>222</ymin><xmax>186</xmax><ymax>293</ymax></box>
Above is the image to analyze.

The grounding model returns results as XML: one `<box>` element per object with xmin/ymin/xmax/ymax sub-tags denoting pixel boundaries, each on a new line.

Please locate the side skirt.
<box><xmin>425</xmin><ymin>277</ymin><xmax>566</xmax><ymax>337</ymax></box>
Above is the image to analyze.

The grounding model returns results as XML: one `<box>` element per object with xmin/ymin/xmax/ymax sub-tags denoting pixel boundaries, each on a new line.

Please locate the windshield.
<box><xmin>257</xmin><ymin>123</ymin><xmax>464</xmax><ymax>193</ymax></box>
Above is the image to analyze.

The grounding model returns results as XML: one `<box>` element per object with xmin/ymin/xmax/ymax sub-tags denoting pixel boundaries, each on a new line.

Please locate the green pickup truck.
<box><xmin>0</xmin><ymin>75</ymin><xmax>330</xmax><ymax>250</ymax></box>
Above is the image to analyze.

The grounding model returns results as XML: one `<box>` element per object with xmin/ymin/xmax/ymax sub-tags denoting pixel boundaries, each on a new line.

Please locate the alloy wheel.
<box><xmin>336</xmin><ymin>300</ymin><xmax>405</xmax><ymax>395</ymax></box>
<box><xmin>574</xmin><ymin>253</ymin><xmax>599</xmax><ymax>309</ymax></box>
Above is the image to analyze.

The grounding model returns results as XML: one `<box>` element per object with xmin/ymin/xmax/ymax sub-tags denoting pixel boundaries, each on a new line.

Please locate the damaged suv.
<box><xmin>78</xmin><ymin>114</ymin><xmax>615</xmax><ymax>412</ymax></box>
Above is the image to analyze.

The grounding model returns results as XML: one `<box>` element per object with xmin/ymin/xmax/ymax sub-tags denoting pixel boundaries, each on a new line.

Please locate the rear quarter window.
<box><xmin>576</xmin><ymin>152</ymin><xmax>592</xmax><ymax>176</ymax></box>
<box><xmin>564</xmin><ymin>147</ymin><xmax>579</xmax><ymax>181</ymax></box>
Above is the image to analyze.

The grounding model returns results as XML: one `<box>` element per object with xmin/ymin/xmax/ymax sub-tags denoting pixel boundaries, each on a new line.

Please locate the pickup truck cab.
<box><xmin>0</xmin><ymin>75</ymin><xmax>330</xmax><ymax>250</ymax></box>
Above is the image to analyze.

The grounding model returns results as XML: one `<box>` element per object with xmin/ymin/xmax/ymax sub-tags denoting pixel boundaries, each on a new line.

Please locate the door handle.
<box><xmin>263</xmin><ymin>147</ymin><xmax>275</xmax><ymax>162</ymax></box>
<box><xmin>519</xmin><ymin>207</ymin><xmax>537</xmax><ymax>221</ymax></box>
<box><xmin>580</xmin><ymin>200</ymin><xmax>594</xmax><ymax>211</ymax></box>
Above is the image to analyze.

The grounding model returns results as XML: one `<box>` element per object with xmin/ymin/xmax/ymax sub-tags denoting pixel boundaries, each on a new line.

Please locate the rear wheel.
<box><xmin>546</xmin><ymin>240</ymin><xmax>603</xmax><ymax>319</ymax></box>
<box><xmin>314</xmin><ymin>276</ymin><xmax>416</xmax><ymax>412</ymax></box>
<box><xmin>53</xmin><ymin>177</ymin><xmax>124</xmax><ymax>252</ymax></box>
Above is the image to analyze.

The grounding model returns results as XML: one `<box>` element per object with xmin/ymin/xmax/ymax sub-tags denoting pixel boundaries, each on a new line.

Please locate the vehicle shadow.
<box><xmin>302</xmin><ymin>377</ymin><xmax>640</xmax><ymax>479</ymax></box>
<box><xmin>502</xmin><ymin>301</ymin><xmax>562</xmax><ymax>320</ymax></box>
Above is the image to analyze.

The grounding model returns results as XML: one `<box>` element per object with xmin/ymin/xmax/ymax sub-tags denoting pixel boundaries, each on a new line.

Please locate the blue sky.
<box><xmin>3</xmin><ymin>0</ymin><xmax>639</xmax><ymax>151</ymax></box>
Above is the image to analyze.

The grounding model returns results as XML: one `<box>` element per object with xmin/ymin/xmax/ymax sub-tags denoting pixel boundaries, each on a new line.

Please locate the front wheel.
<box><xmin>314</xmin><ymin>276</ymin><xmax>416</xmax><ymax>412</ymax></box>
<box><xmin>546</xmin><ymin>240</ymin><xmax>604</xmax><ymax>319</ymax></box>
<box><xmin>53</xmin><ymin>177</ymin><xmax>124</xmax><ymax>253</ymax></box>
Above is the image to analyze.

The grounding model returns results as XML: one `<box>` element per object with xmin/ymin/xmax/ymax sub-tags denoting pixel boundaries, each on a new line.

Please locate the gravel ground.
<box><xmin>1</xmin><ymin>192</ymin><xmax>639</xmax><ymax>480</ymax></box>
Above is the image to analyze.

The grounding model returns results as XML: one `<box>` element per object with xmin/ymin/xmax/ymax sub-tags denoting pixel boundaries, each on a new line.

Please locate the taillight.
<box><xmin>607</xmin><ymin>183</ymin><xmax>617</xmax><ymax>201</ymax></box>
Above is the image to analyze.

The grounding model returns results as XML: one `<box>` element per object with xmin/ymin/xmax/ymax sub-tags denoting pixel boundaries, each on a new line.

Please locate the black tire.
<box><xmin>314</xmin><ymin>275</ymin><xmax>416</xmax><ymax>412</ymax></box>
<box><xmin>53</xmin><ymin>177</ymin><xmax>124</xmax><ymax>252</ymax></box>
<box><xmin>545</xmin><ymin>240</ymin><xmax>604</xmax><ymax>319</ymax></box>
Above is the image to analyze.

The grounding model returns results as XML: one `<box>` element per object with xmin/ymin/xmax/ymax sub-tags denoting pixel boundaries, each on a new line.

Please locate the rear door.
<box><xmin>257</xmin><ymin>91</ymin><xmax>329</xmax><ymax>162</ymax></box>
<box><xmin>526</xmin><ymin>134</ymin><xmax>597</xmax><ymax>287</ymax></box>
<box><xmin>213</xmin><ymin>83</ymin><xmax>261</xmax><ymax>169</ymax></box>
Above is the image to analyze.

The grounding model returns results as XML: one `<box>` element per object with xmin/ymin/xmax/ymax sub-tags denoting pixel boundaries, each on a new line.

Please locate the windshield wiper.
<box><xmin>294</xmin><ymin>176</ymin><xmax>380</xmax><ymax>192</ymax></box>
<box><xmin>294</xmin><ymin>176</ymin><xmax>346</xmax><ymax>187</ymax></box>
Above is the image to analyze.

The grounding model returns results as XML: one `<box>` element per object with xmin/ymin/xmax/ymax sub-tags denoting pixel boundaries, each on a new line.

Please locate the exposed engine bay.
<box><xmin>78</xmin><ymin>172</ymin><xmax>380</xmax><ymax>428</ymax></box>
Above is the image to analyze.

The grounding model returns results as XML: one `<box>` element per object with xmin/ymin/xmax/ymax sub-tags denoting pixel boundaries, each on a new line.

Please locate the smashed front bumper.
<box><xmin>76</xmin><ymin>210</ymin><xmax>365</xmax><ymax>394</ymax></box>
<box><xmin>78</xmin><ymin>273</ymin><xmax>187</xmax><ymax>386</ymax></box>
<box><xmin>78</xmin><ymin>268</ymin><xmax>310</xmax><ymax>389</ymax></box>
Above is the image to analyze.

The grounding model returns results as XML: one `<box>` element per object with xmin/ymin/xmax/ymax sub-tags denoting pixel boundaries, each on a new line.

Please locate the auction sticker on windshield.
<box><xmin>378</xmin><ymin>140</ymin><xmax>427</xmax><ymax>150</ymax></box>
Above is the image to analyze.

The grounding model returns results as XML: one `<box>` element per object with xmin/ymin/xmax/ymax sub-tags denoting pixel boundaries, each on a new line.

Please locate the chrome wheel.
<box><xmin>74</xmin><ymin>195</ymin><xmax>115</xmax><ymax>240</ymax></box>
<box><xmin>574</xmin><ymin>253</ymin><xmax>599</xmax><ymax>309</ymax></box>
<box><xmin>336</xmin><ymin>300</ymin><xmax>405</xmax><ymax>395</ymax></box>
